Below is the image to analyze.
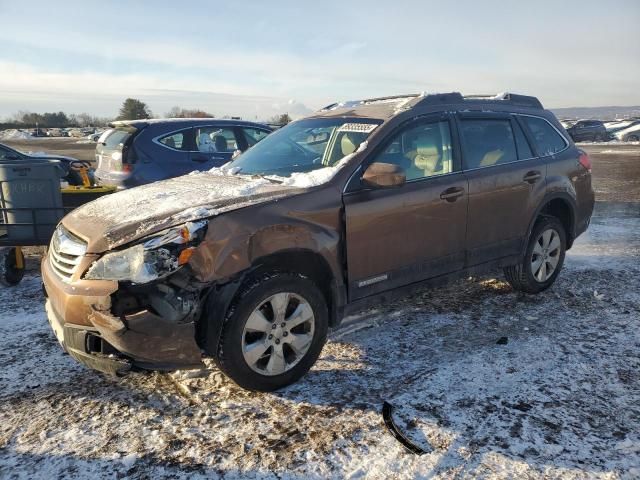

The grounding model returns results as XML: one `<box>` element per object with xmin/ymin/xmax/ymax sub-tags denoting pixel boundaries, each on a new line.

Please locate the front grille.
<box><xmin>49</xmin><ymin>225</ymin><xmax>87</xmax><ymax>282</ymax></box>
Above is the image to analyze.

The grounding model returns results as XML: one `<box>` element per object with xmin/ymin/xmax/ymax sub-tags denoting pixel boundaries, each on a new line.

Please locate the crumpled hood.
<box><xmin>62</xmin><ymin>172</ymin><xmax>299</xmax><ymax>253</ymax></box>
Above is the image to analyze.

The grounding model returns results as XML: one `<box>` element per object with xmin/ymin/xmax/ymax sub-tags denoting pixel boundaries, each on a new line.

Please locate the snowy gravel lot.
<box><xmin>1</xmin><ymin>152</ymin><xmax>639</xmax><ymax>478</ymax></box>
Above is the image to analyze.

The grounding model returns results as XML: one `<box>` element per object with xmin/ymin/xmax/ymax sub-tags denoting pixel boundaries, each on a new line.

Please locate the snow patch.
<box><xmin>0</xmin><ymin>129</ymin><xmax>33</xmax><ymax>140</ymax></box>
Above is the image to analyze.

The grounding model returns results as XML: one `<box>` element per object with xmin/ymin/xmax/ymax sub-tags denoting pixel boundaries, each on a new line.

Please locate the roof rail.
<box><xmin>463</xmin><ymin>92</ymin><xmax>544</xmax><ymax>109</ymax></box>
<box><xmin>413</xmin><ymin>92</ymin><xmax>465</xmax><ymax>108</ymax></box>
<box><xmin>320</xmin><ymin>91</ymin><xmax>543</xmax><ymax>113</ymax></box>
<box><xmin>320</xmin><ymin>94</ymin><xmax>419</xmax><ymax>111</ymax></box>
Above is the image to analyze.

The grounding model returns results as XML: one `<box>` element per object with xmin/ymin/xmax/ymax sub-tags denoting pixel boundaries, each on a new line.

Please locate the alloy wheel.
<box><xmin>241</xmin><ymin>292</ymin><xmax>315</xmax><ymax>376</ymax></box>
<box><xmin>531</xmin><ymin>228</ymin><xmax>561</xmax><ymax>282</ymax></box>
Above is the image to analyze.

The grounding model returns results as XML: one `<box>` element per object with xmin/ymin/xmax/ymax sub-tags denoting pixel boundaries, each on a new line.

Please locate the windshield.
<box><xmin>230</xmin><ymin>118</ymin><xmax>381</xmax><ymax>176</ymax></box>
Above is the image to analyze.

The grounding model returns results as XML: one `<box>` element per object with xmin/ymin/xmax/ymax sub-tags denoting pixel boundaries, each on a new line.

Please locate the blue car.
<box><xmin>95</xmin><ymin>119</ymin><xmax>272</xmax><ymax>188</ymax></box>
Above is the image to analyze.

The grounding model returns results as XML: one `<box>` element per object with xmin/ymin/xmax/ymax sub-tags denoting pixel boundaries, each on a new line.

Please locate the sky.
<box><xmin>0</xmin><ymin>0</ymin><xmax>638</xmax><ymax>121</ymax></box>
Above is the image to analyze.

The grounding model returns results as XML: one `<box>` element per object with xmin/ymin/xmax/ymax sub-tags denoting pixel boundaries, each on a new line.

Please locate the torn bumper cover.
<box><xmin>89</xmin><ymin>306</ymin><xmax>203</xmax><ymax>371</ymax></box>
<box><xmin>45</xmin><ymin>298</ymin><xmax>204</xmax><ymax>376</ymax></box>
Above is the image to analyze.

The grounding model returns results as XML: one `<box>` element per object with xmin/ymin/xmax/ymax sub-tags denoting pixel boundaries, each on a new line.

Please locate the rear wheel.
<box><xmin>216</xmin><ymin>272</ymin><xmax>328</xmax><ymax>391</ymax></box>
<box><xmin>0</xmin><ymin>248</ymin><xmax>25</xmax><ymax>287</ymax></box>
<box><xmin>627</xmin><ymin>134</ymin><xmax>639</xmax><ymax>142</ymax></box>
<box><xmin>504</xmin><ymin>217</ymin><xmax>566</xmax><ymax>294</ymax></box>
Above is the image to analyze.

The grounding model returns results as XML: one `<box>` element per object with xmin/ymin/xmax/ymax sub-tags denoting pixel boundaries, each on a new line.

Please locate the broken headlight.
<box><xmin>84</xmin><ymin>221</ymin><xmax>206</xmax><ymax>284</ymax></box>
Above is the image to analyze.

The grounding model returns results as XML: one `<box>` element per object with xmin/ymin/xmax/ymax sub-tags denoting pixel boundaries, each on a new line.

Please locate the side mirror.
<box><xmin>362</xmin><ymin>162</ymin><xmax>406</xmax><ymax>188</ymax></box>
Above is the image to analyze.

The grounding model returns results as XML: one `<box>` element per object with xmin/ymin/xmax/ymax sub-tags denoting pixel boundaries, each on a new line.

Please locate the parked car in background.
<box><xmin>31</xmin><ymin>128</ymin><xmax>48</xmax><ymax>137</ymax></box>
<box><xmin>43</xmin><ymin>92</ymin><xmax>594</xmax><ymax>391</ymax></box>
<box><xmin>95</xmin><ymin>118</ymin><xmax>272</xmax><ymax>188</ymax></box>
<box><xmin>564</xmin><ymin>120</ymin><xmax>607</xmax><ymax>142</ymax></box>
<box><xmin>565</xmin><ymin>120</ymin><xmax>608</xmax><ymax>142</ymax></box>
<box><xmin>611</xmin><ymin>123</ymin><xmax>640</xmax><ymax>142</ymax></box>
<box><xmin>0</xmin><ymin>142</ymin><xmax>94</xmax><ymax>185</ymax></box>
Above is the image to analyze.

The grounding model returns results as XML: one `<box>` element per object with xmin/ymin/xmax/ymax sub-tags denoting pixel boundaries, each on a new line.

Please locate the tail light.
<box><xmin>578</xmin><ymin>151</ymin><xmax>591</xmax><ymax>172</ymax></box>
<box><xmin>122</xmin><ymin>164</ymin><xmax>133</xmax><ymax>173</ymax></box>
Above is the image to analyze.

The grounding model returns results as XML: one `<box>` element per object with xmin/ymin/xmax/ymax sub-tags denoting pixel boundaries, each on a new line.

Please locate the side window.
<box><xmin>194</xmin><ymin>127</ymin><xmax>238</xmax><ymax>153</ymax></box>
<box><xmin>0</xmin><ymin>146</ymin><xmax>10</xmax><ymax>160</ymax></box>
<box><xmin>520</xmin><ymin>116</ymin><xmax>567</xmax><ymax>156</ymax></box>
<box><xmin>159</xmin><ymin>129</ymin><xmax>190</xmax><ymax>150</ymax></box>
<box><xmin>242</xmin><ymin>128</ymin><xmax>270</xmax><ymax>147</ymax></box>
<box><xmin>459</xmin><ymin>119</ymin><xmax>517</xmax><ymax>169</ymax></box>
<box><xmin>513</xmin><ymin>121</ymin><xmax>533</xmax><ymax>159</ymax></box>
<box><xmin>372</xmin><ymin>120</ymin><xmax>453</xmax><ymax>181</ymax></box>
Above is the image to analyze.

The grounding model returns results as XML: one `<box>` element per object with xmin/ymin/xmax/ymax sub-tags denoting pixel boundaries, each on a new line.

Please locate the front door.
<box><xmin>344</xmin><ymin>115</ymin><xmax>468</xmax><ymax>300</ymax></box>
<box><xmin>457</xmin><ymin>113</ymin><xmax>546</xmax><ymax>265</ymax></box>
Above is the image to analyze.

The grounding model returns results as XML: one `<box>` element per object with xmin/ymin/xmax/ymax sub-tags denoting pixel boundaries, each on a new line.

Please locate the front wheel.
<box><xmin>215</xmin><ymin>272</ymin><xmax>328</xmax><ymax>391</ymax></box>
<box><xmin>504</xmin><ymin>217</ymin><xmax>566</xmax><ymax>294</ymax></box>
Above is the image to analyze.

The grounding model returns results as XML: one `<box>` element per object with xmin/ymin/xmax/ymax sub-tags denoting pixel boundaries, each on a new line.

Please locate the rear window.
<box><xmin>519</xmin><ymin>116</ymin><xmax>567</xmax><ymax>156</ymax></box>
<box><xmin>103</xmin><ymin>128</ymin><xmax>133</xmax><ymax>149</ymax></box>
<box><xmin>460</xmin><ymin>119</ymin><xmax>517</xmax><ymax>169</ymax></box>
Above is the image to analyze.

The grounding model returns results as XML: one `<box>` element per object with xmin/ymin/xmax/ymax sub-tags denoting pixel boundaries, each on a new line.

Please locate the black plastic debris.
<box><xmin>382</xmin><ymin>402</ymin><xmax>427</xmax><ymax>455</ymax></box>
<box><xmin>496</xmin><ymin>336</ymin><xmax>509</xmax><ymax>345</ymax></box>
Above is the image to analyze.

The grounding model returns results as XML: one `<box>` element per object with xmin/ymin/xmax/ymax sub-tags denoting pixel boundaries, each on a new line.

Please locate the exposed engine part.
<box><xmin>111</xmin><ymin>282</ymin><xmax>201</xmax><ymax>325</ymax></box>
<box><xmin>147</xmin><ymin>283</ymin><xmax>198</xmax><ymax>323</ymax></box>
<box><xmin>382</xmin><ymin>401</ymin><xmax>428</xmax><ymax>455</ymax></box>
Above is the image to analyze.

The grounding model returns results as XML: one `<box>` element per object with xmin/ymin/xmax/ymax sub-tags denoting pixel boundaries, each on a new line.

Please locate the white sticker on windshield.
<box><xmin>338</xmin><ymin>123</ymin><xmax>378</xmax><ymax>133</ymax></box>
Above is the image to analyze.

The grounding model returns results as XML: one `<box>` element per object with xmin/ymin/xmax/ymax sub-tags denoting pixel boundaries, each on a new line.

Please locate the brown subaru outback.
<box><xmin>42</xmin><ymin>92</ymin><xmax>594</xmax><ymax>391</ymax></box>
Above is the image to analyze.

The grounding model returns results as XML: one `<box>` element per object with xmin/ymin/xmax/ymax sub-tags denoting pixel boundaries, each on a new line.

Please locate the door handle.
<box><xmin>523</xmin><ymin>171</ymin><xmax>542</xmax><ymax>184</ymax></box>
<box><xmin>191</xmin><ymin>156</ymin><xmax>209</xmax><ymax>163</ymax></box>
<box><xmin>440</xmin><ymin>187</ymin><xmax>464</xmax><ymax>202</ymax></box>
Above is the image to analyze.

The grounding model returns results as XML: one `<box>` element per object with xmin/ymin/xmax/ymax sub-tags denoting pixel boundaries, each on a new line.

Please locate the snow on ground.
<box><xmin>0</xmin><ymin>203</ymin><xmax>639</xmax><ymax>479</ymax></box>
<box><xmin>0</xmin><ymin>129</ymin><xmax>33</xmax><ymax>141</ymax></box>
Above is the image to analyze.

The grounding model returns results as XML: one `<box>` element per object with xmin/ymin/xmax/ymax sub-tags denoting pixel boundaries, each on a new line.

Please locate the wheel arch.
<box><xmin>197</xmin><ymin>248</ymin><xmax>343</xmax><ymax>357</ymax></box>
<box><xmin>248</xmin><ymin>248</ymin><xmax>341</xmax><ymax>328</ymax></box>
<box><xmin>526</xmin><ymin>193</ymin><xmax>577</xmax><ymax>252</ymax></box>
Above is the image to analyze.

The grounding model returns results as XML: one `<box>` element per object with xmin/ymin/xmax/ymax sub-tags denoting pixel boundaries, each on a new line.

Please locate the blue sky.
<box><xmin>0</xmin><ymin>0</ymin><xmax>638</xmax><ymax>120</ymax></box>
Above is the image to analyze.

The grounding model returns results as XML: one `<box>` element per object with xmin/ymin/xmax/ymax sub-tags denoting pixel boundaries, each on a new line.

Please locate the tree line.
<box><xmin>2</xmin><ymin>98</ymin><xmax>292</xmax><ymax>129</ymax></box>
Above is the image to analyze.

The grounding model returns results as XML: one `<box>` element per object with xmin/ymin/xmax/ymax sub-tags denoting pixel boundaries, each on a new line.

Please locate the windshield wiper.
<box><xmin>252</xmin><ymin>173</ymin><xmax>283</xmax><ymax>184</ymax></box>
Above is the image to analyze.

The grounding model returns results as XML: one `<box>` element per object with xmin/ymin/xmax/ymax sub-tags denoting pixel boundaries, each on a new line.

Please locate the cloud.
<box><xmin>0</xmin><ymin>61</ymin><xmax>317</xmax><ymax>120</ymax></box>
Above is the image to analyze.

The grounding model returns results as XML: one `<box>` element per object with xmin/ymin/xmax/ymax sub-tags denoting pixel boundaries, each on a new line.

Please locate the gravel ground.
<box><xmin>0</xmin><ymin>147</ymin><xmax>638</xmax><ymax>479</ymax></box>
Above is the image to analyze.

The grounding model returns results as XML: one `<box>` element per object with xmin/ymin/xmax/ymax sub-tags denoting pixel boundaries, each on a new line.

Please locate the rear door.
<box><xmin>344</xmin><ymin>115</ymin><xmax>468</xmax><ymax>300</ymax></box>
<box><xmin>190</xmin><ymin>125</ymin><xmax>241</xmax><ymax>169</ymax></box>
<box><xmin>155</xmin><ymin>128</ymin><xmax>194</xmax><ymax>179</ymax></box>
<box><xmin>457</xmin><ymin>112</ymin><xmax>545</xmax><ymax>266</ymax></box>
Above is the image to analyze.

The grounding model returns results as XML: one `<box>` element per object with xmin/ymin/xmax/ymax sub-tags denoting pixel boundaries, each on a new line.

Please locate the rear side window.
<box><xmin>242</xmin><ymin>128</ymin><xmax>270</xmax><ymax>147</ymax></box>
<box><xmin>520</xmin><ymin>116</ymin><xmax>567</xmax><ymax>156</ymax></box>
<box><xmin>159</xmin><ymin>129</ymin><xmax>191</xmax><ymax>150</ymax></box>
<box><xmin>460</xmin><ymin>119</ymin><xmax>517</xmax><ymax>169</ymax></box>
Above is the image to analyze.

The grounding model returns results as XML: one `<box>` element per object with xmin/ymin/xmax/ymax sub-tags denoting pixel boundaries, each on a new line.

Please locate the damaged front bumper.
<box><xmin>42</xmin><ymin>256</ymin><xmax>205</xmax><ymax>376</ymax></box>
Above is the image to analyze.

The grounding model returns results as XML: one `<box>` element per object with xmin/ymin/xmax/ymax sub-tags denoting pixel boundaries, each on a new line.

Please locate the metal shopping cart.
<box><xmin>0</xmin><ymin>158</ymin><xmax>116</xmax><ymax>286</ymax></box>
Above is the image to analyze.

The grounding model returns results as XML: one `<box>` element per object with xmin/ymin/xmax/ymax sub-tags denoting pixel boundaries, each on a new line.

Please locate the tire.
<box><xmin>215</xmin><ymin>272</ymin><xmax>328</xmax><ymax>391</ymax></box>
<box><xmin>0</xmin><ymin>248</ymin><xmax>25</xmax><ymax>287</ymax></box>
<box><xmin>504</xmin><ymin>217</ymin><xmax>566</xmax><ymax>294</ymax></box>
<box><xmin>627</xmin><ymin>135</ymin><xmax>639</xmax><ymax>142</ymax></box>
<box><xmin>594</xmin><ymin>134</ymin><xmax>604</xmax><ymax>142</ymax></box>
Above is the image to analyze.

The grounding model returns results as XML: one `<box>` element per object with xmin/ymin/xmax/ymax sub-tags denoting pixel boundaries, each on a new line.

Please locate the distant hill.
<box><xmin>551</xmin><ymin>106</ymin><xmax>640</xmax><ymax>121</ymax></box>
